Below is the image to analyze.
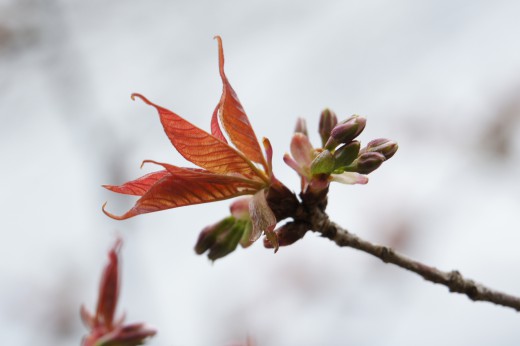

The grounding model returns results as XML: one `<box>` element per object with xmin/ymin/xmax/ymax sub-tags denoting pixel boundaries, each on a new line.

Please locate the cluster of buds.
<box><xmin>284</xmin><ymin>109</ymin><xmax>398</xmax><ymax>195</ymax></box>
<box><xmin>81</xmin><ymin>239</ymin><xmax>156</xmax><ymax>346</ymax></box>
<box><xmin>270</xmin><ymin>109</ymin><xmax>397</xmax><ymax>249</ymax></box>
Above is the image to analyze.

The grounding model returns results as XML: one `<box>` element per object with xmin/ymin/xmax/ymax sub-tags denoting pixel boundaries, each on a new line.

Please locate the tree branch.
<box><xmin>308</xmin><ymin>209</ymin><xmax>520</xmax><ymax>312</ymax></box>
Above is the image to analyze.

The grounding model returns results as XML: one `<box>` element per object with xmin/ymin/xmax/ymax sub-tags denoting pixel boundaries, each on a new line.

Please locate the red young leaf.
<box><xmin>143</xmin><ymin>160</ymin><xmax>265</xmax><ymax>188</ymax></box>
<box><xmin>103</xmin><ymin>170</ymin><xmax>169</xmax><ymax>196</ymax></box>
<box><xmin>82</xmin><ymin>239</ymin><xmax>157</xmax><ymax>346</ymax></box>
<box><xmin>131</xmin><ymin>93</ymin><xmax>265</xmax><ymax>181</ymax></box>
<box><xmin>215</xmin><ymin>36</ymin><xmax>267</xmax><ymax>170</ymax></box>
<box><xmin>103</xmin><ymin>162</ymin><xmax>261</xmax><ymax>220</ymax></box>
<box><xmin>96</xmin><ymin>238</ymin><xmax>121</xmax><ymax>329</ymax></box>
<box><xmin>210</xmin><ymin>103</ymin><xmax>228</xmax><ymax>143</ymax></box>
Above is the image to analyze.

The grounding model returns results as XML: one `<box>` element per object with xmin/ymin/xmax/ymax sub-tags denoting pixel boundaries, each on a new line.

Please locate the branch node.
<box><xmin>380</xmin><ymin>247</ymin><xmax>391</xmax><ymax>263</ymax></box>
<box><xmin>448</xmin><ymin>270</ymin><xmax>463</xmax><ymax>290</ymax></box>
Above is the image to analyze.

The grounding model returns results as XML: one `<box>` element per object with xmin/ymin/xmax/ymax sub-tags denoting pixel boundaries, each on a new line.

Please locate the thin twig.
<box><xmin>310</xmin><ymin>209</ymin><xmax>520</xmax><ymax>312</ymax></box>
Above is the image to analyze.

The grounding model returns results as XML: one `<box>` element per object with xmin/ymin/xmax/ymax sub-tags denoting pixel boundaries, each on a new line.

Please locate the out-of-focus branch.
<box><xmin>309</xmin><ymin>208</ymin><xmax>520</xmax><ymax>312</ymax></box>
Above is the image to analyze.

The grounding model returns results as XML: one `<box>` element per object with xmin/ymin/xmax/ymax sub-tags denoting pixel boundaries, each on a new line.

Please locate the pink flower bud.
<box><xmin>294</xmin><ymin>117</ymin><xmax>308</xmax><ymax>137</ymax></box>
<box><xmin>325</xmin><ymin>115</ymin><xmax>366</xmax><ymax>149</ymax></box>
<box><xmin>362</xmin><ymin>138</ymin><xmax>398</xmax><ymax>160</ymax></box>
<box><xmin>356</xmin><ymin>152</ymin><xmax>385</xmax><ymax>174</ymax></box>
<box><xmin>319</xmin><ymin>109</ymin><xmax>338</xmax><ymax>146</ymax></box>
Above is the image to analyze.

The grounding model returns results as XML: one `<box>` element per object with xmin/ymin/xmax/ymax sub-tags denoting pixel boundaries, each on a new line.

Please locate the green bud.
<box><xmin>362</xmin><ymin>138</ymin><xmax>398</xmax><ymax>160</ymax></box>
<box><xmin>319</xmin><ymin>109</ymin><xmax>338</xmax><ymax>147</ymax></box>
<box><xmin>294</xmin><ymin>117</ymin><xmax>308</xmax><ymax>137</ymax></box>
<box><xmin>325</xmin><ymin>115</ymin><xmax>366</xmax><ymax>149</ymax></box>
<box><xmin>355</xmin><ymin>152</ymin><xmax>385</xmax><ymax>174</ymax></box>
<box><xmin>207</xmin><ymin>221</ymin><xmax>245</xmax><ymax>261</ymax></box>
<box><xmin>310</xmin><ymin>150</ymin><xmax>335</xmax><ymax>175</ymax></box>
<box><xmin>194</xmin><ymin>217</ymin><xmax>234</xmax><ymax>255</ymax></box>
<box><xmin>195</xmin><ymin>217</ymin><xmax>248</xmax><ymax>261</ymax></box>
<box><xmin>334</xmin><ymin>140</ymin><xmax>360</xmax><ymax>169</ymax></box>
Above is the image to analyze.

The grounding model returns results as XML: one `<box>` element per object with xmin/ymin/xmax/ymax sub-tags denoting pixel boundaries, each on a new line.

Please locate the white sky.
<box><xmin>1</xmin><ymin>0</ymin><xmax>520</xmax><ymax>345</ymax></box>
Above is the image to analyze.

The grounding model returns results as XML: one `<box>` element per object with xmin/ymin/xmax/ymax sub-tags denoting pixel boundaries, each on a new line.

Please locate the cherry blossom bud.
<box><xmin>310</xmin><ymin>150</ymin><xmax>335</xmax><ymax>175</ymax></box>
<box><xmin>362</xmin><ymin>138</ymin><xmax>398</xmax><ymax>160</ymax></box>
<box><xmin>333</xmin><ymin>140</ymin><xmax>360</xmax><ymax>169</ymax></box>
<box><xmin>325</xmin><ymin>115</ymin><xmax>366</xmax><ymax>149</ymax></box>
<box><xmin>294</xmin><ymin>117</ymin><xmax>308</xmax><ymax>137</ymax></box>
<box><xmin>319</xmin><ymin>109</ymin><xmax>338</xmax><ymax>146</ymax></box>
<box><xmin>356</xmin><ymin>152</ymin><xmax>385</xmax><ymax>174</ymax></box>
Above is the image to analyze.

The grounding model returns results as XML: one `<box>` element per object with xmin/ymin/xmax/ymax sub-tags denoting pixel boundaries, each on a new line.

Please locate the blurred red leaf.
<box><xmin>81</xmin><ymin>239</ymin><xmax>156</xmax><ymax>346</ymax></box>
<box><xmin>95</xmin><ymin>239</ymin><xmax>121</xmax><ymax>329</ymax></box>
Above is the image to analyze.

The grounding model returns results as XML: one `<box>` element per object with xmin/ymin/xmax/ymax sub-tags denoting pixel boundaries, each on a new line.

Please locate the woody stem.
<box><xmin>307</xmin><ymin>207</ymin><xmax>520</xmax><ymax>312</ymax></box>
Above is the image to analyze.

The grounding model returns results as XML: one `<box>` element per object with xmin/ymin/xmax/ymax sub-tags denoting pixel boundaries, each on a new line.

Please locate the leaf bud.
<box><xmin>310</xmin><ymin>149</ymin><xmax>335</xmax><ymax>175</ymax></box>
<box><xmin>319</xmin><ymin>109</ymin><xmax>338</xmax><ymax>147</ymax></box>
<box><xmin>195</xmin><ymin>217</ymin><xmax>237</xmax><ymax>258</ymax></box>
<box><xmin>206</xmin><ymin>222</ymin><xmax>245</xmax><ymax>261</ymax></box>
<box><xmin>355</xmin><ymin>152</ymin><xmax>385</xmax><ymax>174</ymax></box>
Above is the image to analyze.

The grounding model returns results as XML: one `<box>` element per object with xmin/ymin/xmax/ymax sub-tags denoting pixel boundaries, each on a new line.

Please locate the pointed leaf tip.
<box><xmin>214</xmin><ymin>35</ymin><xmax>225</xmax><ymax>78</ymax></box>
<box><xmin>102</xmin><ymin>202</ymin><xmax>129</xmax><ymax>221</ymax></box>
<box><xmin>131</xmin><ymin>93</ymin><xmax>153</xmax><ymax>106</ymax></box>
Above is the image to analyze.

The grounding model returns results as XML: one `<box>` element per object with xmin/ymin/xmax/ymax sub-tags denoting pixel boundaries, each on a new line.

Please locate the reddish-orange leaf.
<box><xmin>103</xmin><ymin>163</ymin><xmax>260</xmax><ymax>220</ymax></box>
<box><xmin>215</xmin><ymin>36</ymin><xmax>267</xmax><ymax>169</ymax></box>
<box><xmin>142</xmin><ymin>160</ymin><xmax>265</xmax><ymax>188</ymax></box>
<box><xmin>210</xmin><ymin>103</ymin><xmax>227</xmax><ymax>143</ymax></box>
<box><xmin>103</xmin><ymin>170</ymin><xmax>169</xmax><ymax>196</ymax></box>
<box><xmin>131</xmin><ymin>93</ymin><xmax>263</xmax><ymax>180</ymax></box>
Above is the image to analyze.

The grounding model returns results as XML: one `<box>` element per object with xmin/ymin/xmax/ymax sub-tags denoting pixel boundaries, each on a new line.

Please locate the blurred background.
<box><xmin>1</xmin><ymin>0</ymin><xmax>520</xmax><ymax>345</ymax></box>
